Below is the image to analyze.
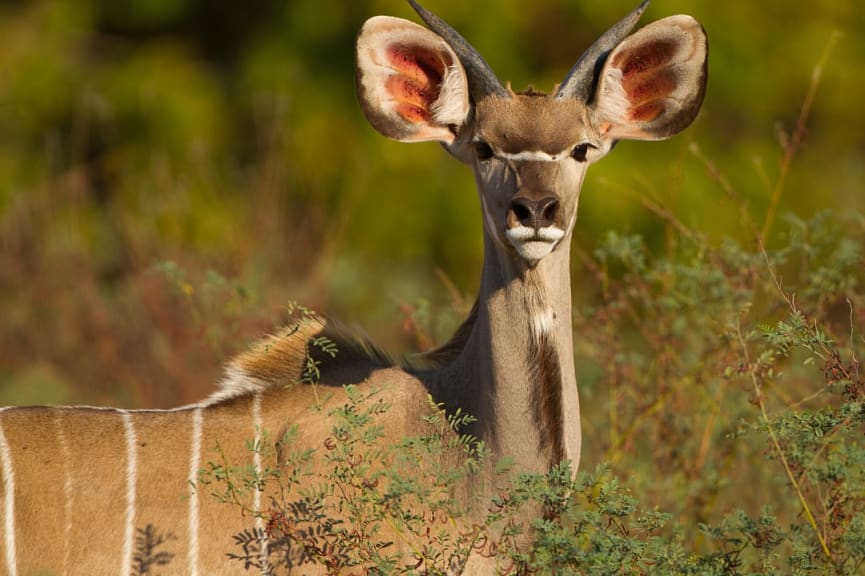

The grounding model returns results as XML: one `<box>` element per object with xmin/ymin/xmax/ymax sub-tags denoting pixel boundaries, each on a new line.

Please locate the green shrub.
<box><xmin>198</xmin><ymin>210</ymin><xmax>864</xmax><ymax>573</ymax></box>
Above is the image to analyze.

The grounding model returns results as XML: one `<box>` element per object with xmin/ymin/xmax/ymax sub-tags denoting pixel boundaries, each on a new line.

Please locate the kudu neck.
<box><xmin>436</xmin><ymin>239</ymin><xmax>582</xmax><ymax>476</ymax></box>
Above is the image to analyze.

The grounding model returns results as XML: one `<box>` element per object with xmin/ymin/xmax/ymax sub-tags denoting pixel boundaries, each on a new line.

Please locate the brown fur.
<box><xmin>531</xmin><ymin>331</ymin><xmax>566</xmax><ymax>465</ymax></box>
<box><xmin>475</xmin><ymin>94</ymin><xmax>593</xmax><ymax>155</ymax></box>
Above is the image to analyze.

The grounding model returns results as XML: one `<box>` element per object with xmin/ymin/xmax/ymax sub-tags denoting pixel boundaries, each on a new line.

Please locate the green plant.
<box><xmin>194</xmin><ymin>203</ymin><xmax>864</xmax><ymax>575</ymax></box>
<box><xmin>197</xmin><ymin>381</ymin><xmax>496</xmax><ymax>574</ymax></box>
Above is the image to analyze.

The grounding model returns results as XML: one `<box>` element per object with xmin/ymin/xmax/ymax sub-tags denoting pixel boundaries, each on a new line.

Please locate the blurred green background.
<box><xmin>0</xmin><ymin>0</ymin><xmax>863</xmax><ymax>408</ymax></box>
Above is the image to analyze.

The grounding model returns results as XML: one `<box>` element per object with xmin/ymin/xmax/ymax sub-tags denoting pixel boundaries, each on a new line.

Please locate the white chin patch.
<box><xmin>514</xmin><ymin>240</ymin><xmax>556</xmax><ymax>262</ymax></box>
<box><xmin>506</xmin><ymin>226</ymin><xmax>565</xmax><ymax>263</ymax></box>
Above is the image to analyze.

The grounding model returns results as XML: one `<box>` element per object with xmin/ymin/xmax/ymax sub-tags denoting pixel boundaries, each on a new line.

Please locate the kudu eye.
<box><xmin>571</xmin><ymin>143</ymin><xmax>590</xmax><ymax>163</ymax></box>
<box><xmin>475</xmin><ymin>141</ymin><xmax>494</xmax><ymax>161</ymax></box>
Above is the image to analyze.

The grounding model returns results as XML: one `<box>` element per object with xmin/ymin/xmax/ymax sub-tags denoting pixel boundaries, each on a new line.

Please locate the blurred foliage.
<box><xmin>573</xmin><ymin>209</ymin><xmax>865</xmax><ymax>568</ymax></box>
<box><xmin>198</xmin><ymin>205</ymin><xmax>865</xmax><ymax>572</ymax></box>
<box><xmin>0</xmin><ymin>3</ymin><xmax>862</xmax><ymax>401</ymax></box>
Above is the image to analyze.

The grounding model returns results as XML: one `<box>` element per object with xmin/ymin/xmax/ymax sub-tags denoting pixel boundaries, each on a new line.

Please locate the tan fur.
<box><xmin>475</xmin><ymin>93</ymin><xmax>594</xmax><ymax>155</ymax></box>
<box><xmin>0</xmin><ymin>340</ymin><xmax>438</xmax><ymax>575</ymax></box>
<box><xmin>218</xmin><ymin>313</ymin><xmax>328</xmax><ymax>397</ymax></box>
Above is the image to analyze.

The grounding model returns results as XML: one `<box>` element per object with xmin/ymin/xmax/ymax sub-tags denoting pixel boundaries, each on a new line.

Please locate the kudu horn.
<box><xmin>555</xmin><ymin>0</ymin><xmax>650</xmax><ymax>102</ymax></box>
<box><xmin>408</xmin><ymin>0</ymin><xmax>510</xmax><ymax>101</ymax></box>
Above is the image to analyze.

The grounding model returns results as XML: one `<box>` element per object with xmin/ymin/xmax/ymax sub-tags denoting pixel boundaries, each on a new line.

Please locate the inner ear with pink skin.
<box><xmin>356</xmin><ymin>16</ymin><xmax>470</xmax><ymax>144</ymax></box>
<box><xmin>386</xmin><ymin>44</ymin><xmax>446</xmax><ymax>123</ymax></box>
<box><xmin>592</xmin><ymin>15</ymin><xmax>708</xmax><ymax>142</ymax></box>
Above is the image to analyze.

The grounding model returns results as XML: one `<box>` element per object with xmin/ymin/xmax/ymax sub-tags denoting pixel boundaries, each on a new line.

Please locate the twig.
<box><xmin>733</xmin><ymin>317</ymin><xmax>832</xmax><ymax>559</ymax></box>
<box><xmin>596</xmin><ymin>176</ymin><xmax>700</xmax><ymax>241</ymax></box>
<box><xmin>760</xmin><ymin>31</ymin><xmax>841</xmax><ymax>243</ymax></box>
<box><xmin>689</xmin><ymin>142</ymin><xmax>759</xmax><ymax>242</ymax></box>
<box><xmin>752</xmin><ymin>240</ymin><xmax>835</xmax><ymax>559</ymax></box>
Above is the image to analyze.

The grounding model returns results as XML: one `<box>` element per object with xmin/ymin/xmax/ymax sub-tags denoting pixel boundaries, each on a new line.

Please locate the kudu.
<box><xmin>0</xmin><ymin>1</ymin><xmax>707</xmax><ymax>574</ymax></box>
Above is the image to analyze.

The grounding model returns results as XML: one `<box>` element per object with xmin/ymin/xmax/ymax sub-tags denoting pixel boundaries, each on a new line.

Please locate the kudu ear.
<box><xmin>591</xmin><ymin>15</ymin><xmax>707</xmax><ymax>142</ymax></box>
<box><xmin>356</xmin><ymin>16</ymin><xmax>470</xmax><ymax>144</ymax></box>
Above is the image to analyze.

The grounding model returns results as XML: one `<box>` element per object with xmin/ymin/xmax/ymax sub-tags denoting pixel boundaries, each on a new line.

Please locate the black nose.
<box><xmin>509</xmin><ymin>197</ymin><xmax>559</xmax><ymax>229</ymax></box>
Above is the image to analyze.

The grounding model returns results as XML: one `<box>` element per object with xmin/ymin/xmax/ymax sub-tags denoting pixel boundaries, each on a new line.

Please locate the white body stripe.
<box><xmin>46</xmin><ymin>403</ymin><xmax>206</xmax><ymax>415</ymax></box>
<box><xmin>55</xmin><ymin>412</ymin><xmax>73</xmax><ymax>576</ymax></box>
<box><xmin>188</xmin><ymin>407</ymin><xmax>203</xmax><ymax>576</ymax></box>
<box><xmin>121</xmin><ymin>412</ymin><xmax>138</xmax><ymax>576</ymax></box>
<box><xmin>252</xmin><ymin>392</ymin><xmax>262</xmax><ymax>518</ymax></box>
<box><xmin>0</xmin><ymin>410</ymin><xmax>16</xmax><ymax>576</ymax></box>
<box><xmin>252</xmin><ymin>392</ymin><xmax>268</xmax><ymax>570</ymax></box>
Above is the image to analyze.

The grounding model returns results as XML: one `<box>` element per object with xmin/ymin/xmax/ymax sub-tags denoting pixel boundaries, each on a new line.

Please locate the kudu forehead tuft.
<box><xmin>475</xmin><ymin>94</ymin><xmax>592</xmax><ymax>155</ymax></box>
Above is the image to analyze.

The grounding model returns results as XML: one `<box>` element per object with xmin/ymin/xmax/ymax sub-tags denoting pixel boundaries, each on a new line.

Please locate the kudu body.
<box><xmin>0</xmin><ymin>1</ymin><xmax>707</xmax><ymax>574</ymax></box>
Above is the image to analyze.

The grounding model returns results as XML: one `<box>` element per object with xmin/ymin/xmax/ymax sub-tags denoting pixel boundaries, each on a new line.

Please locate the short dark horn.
<box><xmin>409</xmin><ymin>0</ymin><xmax>510</xmax><ymax>101</ymax></box>
<box><xmin>555</xmin><ymin>0</ymin><xmax>649</xmax><ymax>102</ymax></box>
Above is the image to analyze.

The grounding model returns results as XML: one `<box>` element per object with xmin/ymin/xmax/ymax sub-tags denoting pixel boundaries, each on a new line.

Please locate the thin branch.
<box><xmin>733</xmin><ymin>317</ymin><xmax>832</xmax><ymax>560</ymax></box>
<box><xmin>761</xmin><ymin>31</ymin><xmax>841</xmax><ymax>243</ymax></box>
<box><xmin>689</xmin><ymin>142</ymin><xmax>759</xmax><ymax>242</ymax></box>
<box><xmin>754</xmin><ymin>240</ymin><xmax>836</xmax><ymax>558</ymax></box>
<box><xmin>596</xmin><ymin>176</ymin><xmax>700</xmax><ymax>241</ymax></box>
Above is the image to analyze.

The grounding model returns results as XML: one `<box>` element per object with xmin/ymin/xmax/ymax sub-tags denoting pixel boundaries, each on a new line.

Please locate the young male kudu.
<box><xmin>0</xmin><ymin>1</ymin><xmax>707</xmax><ymax>573</ymax></box>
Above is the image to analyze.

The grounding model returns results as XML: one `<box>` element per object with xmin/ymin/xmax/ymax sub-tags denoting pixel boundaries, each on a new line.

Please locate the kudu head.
<box><xmin>356</xmin><ymin>0</ymin><xmax>707</xmax><ymax>268</ymax></box>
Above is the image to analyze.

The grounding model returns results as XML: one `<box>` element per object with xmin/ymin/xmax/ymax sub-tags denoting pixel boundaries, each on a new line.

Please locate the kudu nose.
<box><xmin>509</xmin><ymin>197</ymin><xmax>559</xmax><ymax>229</ymax></box>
